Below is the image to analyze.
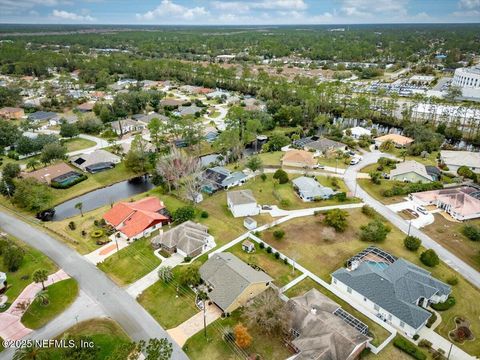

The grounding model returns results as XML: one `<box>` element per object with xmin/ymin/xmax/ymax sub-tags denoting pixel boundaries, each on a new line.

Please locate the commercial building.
<box><xmin>452</xmin><ymin>65</ymin><xmax>480</xmax><ymax>101</ymax></box>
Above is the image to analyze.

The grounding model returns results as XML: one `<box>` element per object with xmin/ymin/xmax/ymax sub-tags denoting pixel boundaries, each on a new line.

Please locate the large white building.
<box><xmin>452</xmin><ymin>65</ymin><xmax>480</xmax><ymax>101</ymax></box>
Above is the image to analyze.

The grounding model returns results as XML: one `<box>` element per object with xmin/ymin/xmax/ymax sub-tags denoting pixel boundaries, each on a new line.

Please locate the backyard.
<box><xmin>62</xmin><ymin>137</ymin><xmax>96</xmax><ymax>152</ymax></box>
<box><xmin>21</xmin><ymin>278</ymin><xmax>78</xmax><ymax>329</ymax></box>
<box><xmin>258</xmin><ymin>208</ymin><xmax>480</xmax><ymax>356</ymax></box>
<box><xmin>357</xmin><ymin>178</ymin><xmax>409</xmax><ymax>204</ymax></box>
<box><xmin>97</xmin><ymin>238</ymin><xmax>161</xmax><ymax>286</ymax></box>
<box><xmin>183</xmin><ymin>308</ymin><xmax>293</xmax><ymax>360</ymax></box>
<box><xmin>226</xmin><ymin>241</ymin><xmax>301</xmax><ymax>287</ymax></box>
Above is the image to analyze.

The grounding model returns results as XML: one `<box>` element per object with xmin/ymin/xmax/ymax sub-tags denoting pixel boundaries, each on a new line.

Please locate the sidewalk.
<box><xmin>84</xmin><ymin>238</ymin><xmax>130</xmax><ymax>265</ymax></box>
<box><xmin>0</xmin><ymin>269</ymin><xmax>70</xmax><ymax>341</ymax></box>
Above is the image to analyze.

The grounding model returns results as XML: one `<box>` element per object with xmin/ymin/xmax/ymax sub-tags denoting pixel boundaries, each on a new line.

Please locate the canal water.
<box><xmin>52</xmin><ymin>177</ymin><xmax>154</xmax><ymax>221</ymax></box>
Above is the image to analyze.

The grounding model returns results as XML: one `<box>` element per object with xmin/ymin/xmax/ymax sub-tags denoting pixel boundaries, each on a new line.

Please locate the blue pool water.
<box><xmin>365</xmin><ymin>261</ymin><xmax>389</xmax><ymax>271</ymax></box>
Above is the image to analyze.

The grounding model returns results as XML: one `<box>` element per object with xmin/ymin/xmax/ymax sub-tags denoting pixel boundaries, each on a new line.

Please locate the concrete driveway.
<box><xmin>387</xmin><ymin>200</ymin><xmax>435</xmax><ymax>228</ymax></box>
<box><xmin>167</xmin><ymin>303</ymin><xmax>222</xmax><ymax>347</ymax></box>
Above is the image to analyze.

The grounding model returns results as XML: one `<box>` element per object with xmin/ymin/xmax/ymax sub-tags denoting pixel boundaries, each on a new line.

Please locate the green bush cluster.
<box><xmin>0</xmin><ymin>239</ymin><xmax>24</xmax><ymax>272</ymax></box>
<box><xmin>273</xmin><ymin>169</ymin><xmax>289</xmax><ymax>184</ymax></box>
<box><xmin>404</xmin><ymin>236</ymin><xmax>421</xmax><ymax>251</ymax></box>
<box><xmin>420</xmin><ymin>249</ymin><xmax>439</xmax><ymax>267</ymax></box>
<box><xmin>431</xmin><ymin>296</ymin><xmax>456</xmax><ymax>311</ymax></box>
<box><xmin>393</xmin><ymin>337</ymin><xmax>426</xmax><ymax>360</ymax></box>
<box><xmin>462</xmin><ymin>224</ymin><xmax>480</xmax><ymax>241</ymax></box>
<box><xmin>382</xmin><ymin>182</ymin><xmax>443</xmax><ymax>197</ymax></box>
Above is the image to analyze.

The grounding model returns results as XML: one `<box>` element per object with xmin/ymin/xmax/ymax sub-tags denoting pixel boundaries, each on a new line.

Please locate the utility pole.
<box><xmin>407</xmin><ymin>220</ymin><xmax>412</xmax><ymax>236</ymax></box>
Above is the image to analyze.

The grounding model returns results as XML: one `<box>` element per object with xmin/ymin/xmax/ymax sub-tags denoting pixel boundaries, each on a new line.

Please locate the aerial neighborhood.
<box><xmin>0</xmin><ymin>13</ymin><xmax>480</xmax><ymax>360</ymax></box>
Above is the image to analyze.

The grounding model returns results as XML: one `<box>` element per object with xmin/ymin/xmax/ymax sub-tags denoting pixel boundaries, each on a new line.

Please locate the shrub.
<box><xmin>431</xmin><ymin>296</ymin><xmax>456</xmax><ymax>311</ymax></box>
<box><xmin>334</xmin><ymin>192</ymin><xmax>347</xmax><ymax>202</ymax></box>
<box><xmin>260</xmin><ymin>173</ymin><xmax>267</xmax><ymax>182</ymax></box>
<box><xmin>461</xmin><ymin>224</ymin><xmax>480</xmax><ymax>241</ymax></box>
<box><xmin>200</xmin><ymin>211</ymin><xmax>209</xmax><ymax>219</ymax></box>
<box><xmin>283</xmin><ymin>257</ymin><xmax>288</xmax><ymax>264</ymax></box>
<box><xmin>361</xmin><ymin>205</ymin><xmax>376</xmax><ymax>218</ymax></box>
<box><xmin>393</xmin><ymin>337</ymin><xmax>426</xmax><ymax>360</ymax></box>
<box><xmin>3</xmin><ymin>245</ymin><xmax>24</xmax><ymax>272</ymax></box>
<box><xmin>324</xmin><ymin>209</ymin><xmax>349</xmax><ymax>232</ymax></box>
<box><xmin>266</xmin><ymin>246</ymin><xmax>272</xmax><ymax>254</ymax></box>
<box><xmin>418</xmin><ymin>339</ymin><xmax>432</xmax><ymax>348</ymax></box>
<box><xmin>274</xmin><ymin>251</ymin><xmax>280</xmax><ymax>259</ymax></box>
<box><xmin>90</xmin><ymin>229</ymin><xmax>104</xmax><ymax>238</ymax></box>
<box><xmin>426</xmin><ymin>312</ymin><xmax>437</xmax><ymax>328</ymax></box>
<box><xmin>404</xmin><ymin>236</ymin><xmax>421</xmax><ymax>251</ymax></box>
<box><xmin>382</xmin><ymin>182</ymin><xmax>443</xmax><ymax>197</ymax></box>
<box><xmin>0</xmin><ymin>239</ymin><xmax>9</xmax><ymax>255</ymax></box>
<box><xmin>184</xmin><ymin>256</ymin><xmax>192</xmax><ymax>263</ymax></box>
<box><xmin>280</xmin><ymin>199</ymin><xmax>291</xmax><ymax>207</ymax></box>
<box><xmin>413</xmin><ymin>334</ymin><xmax>420</xmax><ymax>341</ymax></box>
<box><xmin>259</xmin><ymin>242</ymin><xmax>265</xmax><ymax>249</ymax></box>
<box><xmin>173</xmin><ymin>206</ymin><xmax>195</xmax><ymax>223</ymax></box>
<box><xmin>273</xmin><ymin>229</ymin><xmax>285</xmax><ymax>240</ymax></box>
<box><xmin>68</xmin><ymin>221</ymin><xmax>76</xmax><ymax>230</ymax></box>
<box><xmin>420</xmin><ymin>249</ymin><xmax>439</xmax><ymax>267</ymax></box>
<box><xmin>359</xmin><ymin>219</ymin><xmax>391</xmax><ymax>243</ymax></box>
<box><xmin>369</xmin><ymin>171</ymin><xmax>382</xmax><ymax>185</ymax></box>
<box><xmin>273</xmin><ymin>169</ymin><xmax>289</xmax><ymax>184</ymax></box>
<box><xmin>446</xmin><ymin>276</ymin><xmax>458</xmax><ymax>286</ymax></box>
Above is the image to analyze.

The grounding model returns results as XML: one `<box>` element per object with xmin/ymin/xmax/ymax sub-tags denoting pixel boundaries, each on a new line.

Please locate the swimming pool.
<box><xmin>365</xmin><ymin>261</ymin><xmax>389</xmax><ymax>271</ymax></box>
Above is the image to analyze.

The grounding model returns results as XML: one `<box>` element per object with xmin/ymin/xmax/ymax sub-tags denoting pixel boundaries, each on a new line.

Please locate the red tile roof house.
<box><xmin>103</xmin><ymin>197</ymin><xmax>171</xmax><ymax>241</ymax></box>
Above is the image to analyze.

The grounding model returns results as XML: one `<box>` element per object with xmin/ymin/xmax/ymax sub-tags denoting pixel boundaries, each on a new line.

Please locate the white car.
<box><xmin>350</xmin><ymin>156</ymin><xmax>363</xmax><ymax>165</ymax></box>
<box><xmin>416</xmin><ymin>206</ymin><xmax>428</xmax><ymax>215</ymax></box>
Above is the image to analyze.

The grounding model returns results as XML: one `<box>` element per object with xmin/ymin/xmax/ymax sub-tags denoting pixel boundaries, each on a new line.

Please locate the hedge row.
<box><xmin>431</xmin><ymin>296</ymin><xmax>456</xmax><ymax>311</ymax></box>
<box><xmin>393</xmin><ymin>337</ymin><xmax>426</xmax><ymax>360</ymax></box>
<box><xmin>383</xmin><ymin>181</ymin><xmax>443</xmax><ymax>197</ymax></box>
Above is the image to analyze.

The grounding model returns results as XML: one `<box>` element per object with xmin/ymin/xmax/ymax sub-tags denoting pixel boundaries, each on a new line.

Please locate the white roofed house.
<box><xmin>110</xmin><ymin>119</ymin><xmax>146</xmax><ymax>135</ymax></box>
<box><xmin>389</xmin><ymin>160</ymin><xmax>433</xmax><ymax>183</ymax></box>
<box><xmin>227</xmin><ymin>190</ymin><xmax>260</xmax><ymax>218</ymax></box>
<box><xmin>70</xmin><ymin>149</ymin><xmax>121</xmax><ymax>173</ymax></box>
<box><xmin>440</xmin><ymin>150</ymin><xmax>480</xmax><ymax>174</ymax></box>
<box><xmin>292</xmin><ymin>176</ymin><xmax>335</xmax><ymax>202</ymax></box>
<box><xmin>0</xmin><ymin>272</ymin><xmax>6</xmax><ymax>292</ymax></box>
<box><xmin>343</xmin><ymin>126</ymin><xmax>371</xmax><ymax>140</ymax></box>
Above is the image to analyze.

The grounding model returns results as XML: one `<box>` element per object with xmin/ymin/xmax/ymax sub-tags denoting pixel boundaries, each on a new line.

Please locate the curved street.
<box><xmin>0</xmin><ymin>210</ymin><xmax>189</xmax><ymax>360</ymax></box>
<box><xmin>344</xmin><ymin>150</ymin><xmax>480</xmax><ymax>289</ymax></box>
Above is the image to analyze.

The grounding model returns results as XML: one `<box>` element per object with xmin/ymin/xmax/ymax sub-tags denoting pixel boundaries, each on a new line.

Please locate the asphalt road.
<box><xmin>0</xmin><ymin>210</ymin><xmax>189</xmax><ymax>360</ymax></box>
<box><xmin>344</xmin><ymin>150</ymin><xmax>480</xmax><ymax>289</ymax></box>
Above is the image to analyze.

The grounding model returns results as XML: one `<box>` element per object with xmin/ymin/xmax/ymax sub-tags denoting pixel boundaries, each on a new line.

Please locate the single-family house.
<box><xmin>202</xmin><ymin>166</ymin><xmax>248</xmax><ymax>193</ymax></box>
<box><xmin>440</xmin><ymin>150</ymin><xmax>480</xmax><ymax>174</ymax></box>
<box><xmin>160</xmin><ymin>98</ymin><xmax>187</xmax><ymax>108</ymax></box>
<box><xmin>287</xmin><ymin>289</ymin><xmax>369</xmax><ymax>360</ymax></box>
<box><xmin>0</xmin><ymin>107</ymin><xmax>24</xmax><ymax>120</ymax></box>
<box><xmin>227</xmin><ymin>190</ymin><xmax>260</xmax><ymax>218</ymax></box>
<box><xmin>344</xmin><ymin>126</ymin><xmax>371</xmax><ymax>140</ymax></box>
<box><xmin>199</xmin><ymin>252</ymin><xmax>272</xmax><ymax>314</ymax></box>
<box><xmin>110</xmin><ymin>119</ymin><xmax>146</xmax><ymax>135</ymax></box>
<box><xmin>303</xmin><ymin>137</ymin><xmax>347</xmax><ymax>155</ymax></box>
<box><xmin>412</xmin><ymin>186</ymin><xmax>480</xmax><ymax>221</ymax></box>
<box><xmin>331</xmin><ymin>247</ymin><xmax>451</xmax><ymax>337</ymax></box>
<box><xmin>103</xmin><ymin>197</ymin><xmax>170</xmax><ymax>240</ymax></box>
<box><xmin>176</xmin><ymin>105</ymin><xmax>203</xmax><ymax>117</ymax></box>
<box><xmin>242</xmin><ymin>240</ymin><xmax>255</xmax><ymax>253</ymax></box>
<box><xmin>389</xmin><ymin>160</ymin><xmax>433</xmax><ymax>183</ymax></box>
<box><xmin>199</xmin><ymin>154</ymin><xmax>225</xmax><ymax>168</ymax></box>
<box><xmin>76</xmin><ymin>102</ymin><xmax>95</xmax><ymax>112</ymax></box>
<box><xmin>426</xmin><ymin>166</ymin><xmax>442</xmax><ymax>181</ymax></box>
<box><xmin>151</xmin><ymin>221</ymin><xmax>215</xmax><ymax>258</ymax></box>
<box><xmin>28</xmin><ymin>111</ymin><xmax>58</xmax><ymax>122</ymax></box>
<box><xmin>132</xmin><ymin>112</ymin><xmax>169</xmax><ymax>125</ymax></box>
<box><xmin>374</xmin><ymin>134</ymin><xmax>414</xmax><ymax>148</ymax></box>
<box><xmin>70</xmin><ymin>149</ymin><xmax>121</xmax><ymax>173</ymax></box>
<box><xmin>243</xmin><ymin>217</ymin><xmax>257</xmax><ymax>230</ymax></box>
<box><xmin>282</xmin><ymin>150</ymin><xmax>316</xmax><ymax>169</ymax></box>
<box><xmin>0</xmin><ymin>272</ymin><xmax>6</xmax><ymax>292</ymax></box>
<box><xmin>22</xmin><ymin>162</ymin><xmax>82</xmax><ymax>186</ymax></box>
<box><xmin>203</xmin><ymin>126</ymin><xmax>219</xmax><ymax>142</ymax></box>
<box><xmin>292</xmin><ymin>176</ymin><xmax>335</xmax><ymax>201</ymax></box>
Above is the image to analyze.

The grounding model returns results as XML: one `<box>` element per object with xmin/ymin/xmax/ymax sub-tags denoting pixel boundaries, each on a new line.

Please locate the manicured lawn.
<box><xmin>209</xmin><ymin>110</ymin><xmax>221</xmax><ymax>118</ymax></box>
<box><xmin>227</xmin><ymin>242</ymin><xmax>301</xmax><ymax>287</ymax></box>
<box><xmin>358</xmin><ymin>178</ymin><xmax>407</xmax><ymax>204</ymax></box>
<box><xmin>316</xmin><ymin>155</ymin><xmax>350</xmax><ymax>169</ymax></box>
<box><xmin>283</xmin><ymin>277</ymin><xmax>390</xmax><ymax>346</ymax></box>
<box><xmin>316</xmin><ymin>175</ymin><xmax>350</xmax><ymax>193</ymax></box>
<box><xmin>258</xmin><ymin>208</ymin><xmax>480</xmax><ymax>356</ymax></box>
<box><xmin>183</xmin><ymin>308</ymin><xmax>293</xmax><ymax>360</ymax></box>
<box><xmin>51</xmin><ymin>162</ymin><xmax>137</xmax><ymax>206</ymax></box>
<box><xmin>97</xmin><ymin>238</ymin><xmax>161</xmax><ymax>286</ymax></box>
<box><xmin>423</xmin><ymin>214</ymin><xmax>480</xmax><ymax>272</ymax></box>
<box><xmin>257</xmin><ymin>151</ymin><xmax>283</xmax><ymax>167</ymax></box>
<box><xmin>21</xmin><ymin>278</ymin><xmax>78</xmax><ymax>329</ymax></box>
<box><xmin>0</xmin><ymin>337</ymin><xmax>3</xmax><ymax>352</ymax></box>
<box><xmin>0</xmin><ymin>232</ymin><xmax>57</xmax><ymax>303</ymax></box>
<box><xmin>138</xmin><ymin>276</ymin><xmax>199</xmax><ymax>329</ymax></box>
<box><xmin>62</xmin><ymin>137</ymin><xmax>96</xmax><ymax>152</ymax></box>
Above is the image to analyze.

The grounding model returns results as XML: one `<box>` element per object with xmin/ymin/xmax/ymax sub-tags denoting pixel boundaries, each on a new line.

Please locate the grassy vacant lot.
<box><xmin>257</xmin><ymin>151</ymin><xmax>283</xmax><ymax>167</ymax></box>
<box><xmin>51</xmin><ymin>162</ymin><xmax>137</xmax><ymax>206</ymax></box>
<box><xmin>183</xmin><ymin>308</ymin><xmax>293</xmax><ymax>360</ymax></box>
<box><xmin>0</xmin><ymin>232</ymin><xmax>57</xmax><ymax>303</ymax></box>
<box><xmin>62</xmin><ymin>137</ymin><xmax>96</xmax><ymax>152</ymax></box>
<box><xmin>137</xmin><ymin>277</ymin><xmax>199</xmax><ymax>329</ymax></box>
<box><xmin>21</xmin><ymin>278</ymin><xmax>78</xmax><ymax>329</ymax></box>
<box><xmin>227</xmin><ymin>242</ymin><xmax>300</xmax><ymax>287</ymax></box>
<box><xmin>97</xmin><ymin>238</ymin><xmax>161</xmax><ymax>286</ymax></box>
<box><xmin>259</xmin><ymin>208</ymin><xmax>480</xmax><ymax>356</ymax></box>
<box><xmin>284</xmin><ymin>277</ymin><xmax>390</xmax><ymax>346</ymax></box>
<box><xmin>423</xmin><ymin>214</ymin><xmax>480</xmax><ymax>272</ymax></box>
<box><xmin>357</xmin><ymin>178</ymin><xmax>407</xmax><ymax>204</ymax></box>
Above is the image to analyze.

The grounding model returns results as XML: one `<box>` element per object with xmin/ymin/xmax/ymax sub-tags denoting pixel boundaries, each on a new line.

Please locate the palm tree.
<box><xmin>35</xmin><ymin>290</ymin><xmax>50</xmax><ymax>306</ymax></box>
<box><xmin>26</xmin><ymin>159</ymin><xmax>40</xmax><ymax>171</ymax></box>
<box><xmin>75</xmin><ymin>202</ymin><xmax>83</xmax><ymax>217</ymax></box>
<box><xmin>13</xmin><ymin>345</ymin><xmax>44</xmax><ymax>360</ymax></box>
<box><xmin>32</xmin><ymin>269</ymin><xmax>49</xmax><ymax>290</ymax></box>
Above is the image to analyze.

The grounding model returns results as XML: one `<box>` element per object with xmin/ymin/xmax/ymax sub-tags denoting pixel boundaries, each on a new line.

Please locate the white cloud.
<box><xmin>136</xmin><ymin>0</ymin><xmax>209</xmax><ymax>21</ymax></box>
<box><xmin>52</xmin><ymin>9</ymin><xmax>95</xmax><ymax>21</ymax></box>
<box><xmin>0</xmin><ymin>0</ymin><xmax>71</xmax><ymax>15</ymax></box>
<box><xmin>211</xmin><ymin>0</ymin><xmax>307</xmax><ymax>12</ymax></box>
<box><xmin>459</xmin><ymin>0</ymin><xmax>480</xmax><ymax>9</ymax></box>
<box><xmin>339</xmin><ymin>0</ymin><xmax>409</xmax><ymax>18</ymax></box>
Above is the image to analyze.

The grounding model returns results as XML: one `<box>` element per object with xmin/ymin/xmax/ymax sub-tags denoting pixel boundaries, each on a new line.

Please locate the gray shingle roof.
<box><xmin>151</xmin><ymin>221</ymin><xmax>209</xmax><ymax>255</ymax></box>
<box><xmin>227</xmin><ymin>190</ymin><xmax>257</xmax><ymax>206</ymax></box>
<box><xmin>390</xmin><ymin>160</ymin><xmax>432</xmax><ymax>181</ymax></box>
<box><xmin>292</xmin><ymin>176</ymin><xmax>335</xmax><ymax>199</ymax></box>
<box><xmin>332</xmin><ymin>258</ymin><xmax>451</xmax><ymax>330</ymax></box>
<box><xmin>200</xmin><ymin>252</ymin><xmax>272</xmax><ymax>311</ymax></box>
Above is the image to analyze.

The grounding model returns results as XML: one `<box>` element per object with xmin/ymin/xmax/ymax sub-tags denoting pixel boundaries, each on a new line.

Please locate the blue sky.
<box><xmin>1</xmin><ymin>0</ymin><xmax>479</xmax><ymax>25</ymax></box>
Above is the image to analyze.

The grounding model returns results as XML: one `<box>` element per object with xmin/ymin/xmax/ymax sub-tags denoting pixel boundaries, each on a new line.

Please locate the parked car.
<box><xmin>416</xmin><ymin>206</ymin><xmax>428</xmax><ymax>215</ymax></box>
<box><xmin>350</xmin><ymin>156</ymin><xmax>363</xmax><ymax>165</ymax></box>
<box><xmin>313</xmin><ymin>164</ymin><xmax>325</xmax><ymax>169</ymax></box>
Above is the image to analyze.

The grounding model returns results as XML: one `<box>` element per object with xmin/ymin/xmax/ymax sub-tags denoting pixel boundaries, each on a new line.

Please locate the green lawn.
<box><xmin>0</xmin><ymin>232</ymin><xmax>57</xmax><ymax>305</ymax></box>
<box><xmin>357</xmin><ymin>178</ymin><xmax>407</xmax><ymax>204</ymax></box>
<box><xmin>258</xmin><ymin>208</ymin><xmax>480</xmax><ymax>356</ymax></box>
<box><xmin>97</xmin><ymin>238</ymin><xmax>161</xmax><ymax>286</ymax></box>
<box><xmin>284</xmin><ymin>277</ymin><xmax>390</xmax><ymax>346</ymax></box>
<box><xmin>227</xmin><ymin>242</ymin><xmax>301</xmax><ymax>287</ymax></box>
<box><xmin>183</xmin><ymin>308</ymin><xmax>293</xmax><ymax>360</ymax></box>
<box><xmin>21</xmin><ymin>278</ymin><xmax>78</xmax><ymax>329</ymax></box>
<box><xmin>62</xmin><ymin>137</ymin><xmax>96</xmax><ymax>152</ymax></box>
<box><xmin>256</xmin><ymin>151</ymin><xmax>283</xmax><ymax>167</ymax></box>
<box><xmin>316</xmin><ymin>155</ymin><xmax>350</xmax><ymax>169</ymax></box>
<box><xmin>138</xmin><ymin>276</ymin><xmax>199</xmax><ymax>329</ymax></box>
